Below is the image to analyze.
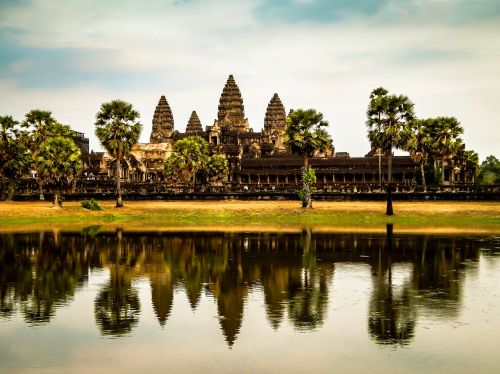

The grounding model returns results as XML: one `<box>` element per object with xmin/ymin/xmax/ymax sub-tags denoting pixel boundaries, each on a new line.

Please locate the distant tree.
<box><xmin>33</xmin><ymin>136</ymin><xmax>82</xmax><ymax>207</ymax></box>
<box><xmin>0</xmin><ymin>115</ymin><xmax>31</xmax><ymax>200</ymax></box>
<box><xmin>403</xmin><ymin>119</ymin><xmax>432</xmax><ymax>189</ymax></box>
<box><xmin>205</xmin><ymin>154</ymin><xmax>229</xmax><ymax>186</ymax></box>
<box><xmin>425</xmin><ymin>117</ymin><xmax>463</xmax><ymax>183</ymax></box>
<box><xmin>366</xmin><ymin>87</ymin><xmax>389</xmax><ymax>186</ymax></box>
<box><xmin>23</xmin><ymin>110</ymin><xmax>71</xmax><ymax>200</ymax></box>
<box><xmin>164</xmin><ymin>136</ymin><xmax>209</xmax><ymax>186</ymax></box>
<box><xmin>366</xmin><ymin>89</ymin><xmax>415</xmax><ymax>215</ymax></box>
<box><xmin>285</xmin><ymin>109</ymin><xmax>331</xmax><ymax>208</ymax></box>
<box><xmin>457</xmin><ymin>149</ymin><xmax>479</xmax><ymax>183</ymax></box>
<box><xmin>95</xmin><ymin>100</ymin><xmax>142</xmax><ymax>207</ymax></box>
<box><xmin>477</xmin><ymin>155</ymin><xmax>500</xmax><ymax>185</ymax></box>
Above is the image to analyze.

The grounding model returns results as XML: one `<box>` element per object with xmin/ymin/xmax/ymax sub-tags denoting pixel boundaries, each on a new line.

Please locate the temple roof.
<box><xmin>150</xmin><ymin>95</ymin><xmax>174</xmax><ymax>143</ymax></box>
<box><xmin>186</xmin><ymin>111</ymin><xmax>203</xmax><ymax>133</ymax></box>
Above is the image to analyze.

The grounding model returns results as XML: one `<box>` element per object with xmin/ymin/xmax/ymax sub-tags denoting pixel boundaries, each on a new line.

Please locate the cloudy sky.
<box><xmin>1</xmin><ymin>0</ymin><xmax>499</xmax><ymax>159</ymax></box>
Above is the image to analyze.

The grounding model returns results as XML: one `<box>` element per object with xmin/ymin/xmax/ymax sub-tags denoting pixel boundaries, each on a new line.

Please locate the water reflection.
<box><xmin>0</xmin><ymin>228</ymin><xmax>496</xmax><ymax>347</ymax></box>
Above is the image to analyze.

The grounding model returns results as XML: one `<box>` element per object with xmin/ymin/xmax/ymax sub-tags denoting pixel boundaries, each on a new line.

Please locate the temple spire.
<box><xmin>186</xmin><ymin>111</ymin><xmax>203</xmax><ymax>133</ymax></box>
<box><xmin>264</xmin><ymin>93</ymin><xmax>286</xmax><ymax>133</ymax></box>
<box><xmin>150</xmin><ymin>95</ymin><xmax>174</xmax><ymax>143</ymax></box>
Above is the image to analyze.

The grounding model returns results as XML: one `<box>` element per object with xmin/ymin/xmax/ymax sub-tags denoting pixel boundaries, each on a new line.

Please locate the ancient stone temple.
<box><xmin>186</xmin><ymin>111</ymin><xmax>203</xmax><ymax>134</ymax></box>
<box><xmin>150</xmin><ymin>95</ymin><xmax>174</xmax><ymax>143</ymax></box>
<box><xmin>88</xmin><ymin>74</ymin><xmax>421</xmax><ymax>187</ymax></box>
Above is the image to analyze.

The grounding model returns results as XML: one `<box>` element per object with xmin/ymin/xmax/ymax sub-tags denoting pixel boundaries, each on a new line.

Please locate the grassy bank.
<box><xmin>0</xmin><ymin>200</ymin><xmax>499</xmax><ymax>233</ymax></box>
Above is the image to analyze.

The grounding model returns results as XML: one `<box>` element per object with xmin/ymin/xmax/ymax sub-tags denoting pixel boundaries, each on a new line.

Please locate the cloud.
<box><xmin>0</xmin><ymin>0</ymin><xmax>499</xmax><ymax>159</ymax></box>
<box><xmin>253</xmin><ymin>0</ymin><xmax>500</xmax><ymax>25</ymax></box>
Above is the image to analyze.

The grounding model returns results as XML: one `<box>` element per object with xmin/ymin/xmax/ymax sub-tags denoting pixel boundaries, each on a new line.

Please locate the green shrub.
<box><xmin>81</xmin><ymin>199</ymin><xmax>103</xmax><ymax>211</ymax></box>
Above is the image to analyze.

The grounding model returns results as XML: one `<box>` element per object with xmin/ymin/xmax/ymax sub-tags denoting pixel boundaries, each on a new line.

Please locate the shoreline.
<box><xmin>0</xmin><ymin>200</ymin><xmax>499</xmax><ymax>234</ymax></box>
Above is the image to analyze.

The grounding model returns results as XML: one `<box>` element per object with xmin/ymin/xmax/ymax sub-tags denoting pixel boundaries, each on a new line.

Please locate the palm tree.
<box><xmin>366</xmin><ymin>89</ymin><xmax>415</xmax><ymax>215</ymax></box>
<box><xmin>366</xmin><ymin>87</ymin><xmax>389</xmax><ymax>186</ymax></box>
<box><xmin>426</xmin><ymin>117</ymin><xmax>463</xmax><ymax>184</ymax></box>
<box><xmin>284</xmin><ymin>109</ymin><xmax>331</xmax><ymax>208</ymax></box>
<box><xmin>33</xmin><ymin>136</ymin><xmax>82</xmax><ymax>207</ymax></box>
<box><xmin>463</xmin><ymin>150</ymin><xmax>479</xmax><ymax>183</ymax></box>
<box><xmin>95</xmin><ymin>100</ymin><xmax>142</xmax><ymax>207</ymax></box>
<box><xmin>404</xmin><ymin>119</ymin><xmax>432</xmax><ymax>189</ymax></box>
<box><xmin>23</xmin><ymin>110</ymin><xmax>58</xmax><ymax>200</ymax></box>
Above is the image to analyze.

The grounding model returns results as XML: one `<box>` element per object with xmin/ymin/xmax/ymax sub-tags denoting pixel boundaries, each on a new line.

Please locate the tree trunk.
<box><xmin>386</xmin><ymin>152</ymin><xmax>393</xmax><ymax>216</ymax></box>
<box><xmin>433</xmin><ymin>158</ymin><xmax>437</xmax><ymax>184</ymax></box>
<box><xmin>0</xmin><ymin>172</ymin><xmax>6</xmax><ymax>201</ymax></box>
<box><xmin>378</xmin><ymin>151</ymin><xmax>382</xmax><ymax>186</ymax></box>
<box><xmin>441</xmin><ymin>156</ymin><xmax>445</xmax><ymax>184</ymax></box>
<box><xmin>302</xmin><ymin>155</ymin><xmax>312</xmax><ymax>208</ymax></box>
<box><xmin>420</xmin><ymin>162</ymin><xmax>426</xmax><ymax>190</ymax></box>
<box><xmin>116</xmin><ymin>158</ymin><xmax>123</xmax><ymax>208</ymax></box>
<box><xmin>387</xmin><ymin>153</ymin><xmax>392</xmax><ymax>184</ymax></box>
<box><xmin>38</xmin><ymin>180</ymin><xmax>44</xmax><ymax>200</ymax></box>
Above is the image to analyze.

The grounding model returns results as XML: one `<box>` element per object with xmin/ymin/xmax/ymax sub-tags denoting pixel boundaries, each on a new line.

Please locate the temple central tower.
<box><xmin>216</xmin><ymin>74</ymin><xmax>249</xmax><ymax>132</ymax></box>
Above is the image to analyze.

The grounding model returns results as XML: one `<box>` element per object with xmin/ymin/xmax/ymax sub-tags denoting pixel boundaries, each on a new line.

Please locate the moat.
<box><xmin>1</xmin><ymin>229</ymin><xmax>499</xmax><ymax>373</ymax></box>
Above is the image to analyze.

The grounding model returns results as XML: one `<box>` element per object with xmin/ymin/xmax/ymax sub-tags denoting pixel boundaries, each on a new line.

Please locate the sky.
<box><xmin>0</xmin><ymin>0</ymin><xmax>499</xmax><ymax>160</ymax></box>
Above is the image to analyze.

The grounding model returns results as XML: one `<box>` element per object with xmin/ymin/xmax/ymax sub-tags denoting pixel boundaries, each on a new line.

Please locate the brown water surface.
<box><xmin>1</xmin><ymin>228</ymin><xmax>499</xmax><ymax>373</ymax></box>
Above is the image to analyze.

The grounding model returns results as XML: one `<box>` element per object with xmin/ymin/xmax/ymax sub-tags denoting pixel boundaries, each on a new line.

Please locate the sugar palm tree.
<box><xmin>366</xmin><ymin>87</ymin><xmax>389</xmax><ymax>186</ymax></box>
<box><xmin>23</xmin><ymin>110</ymin><xmax>57</xmax><ymax>200</ymax></box>
<box><xmin>284</xmin><ymin>109</ymin><xmax>331</xmax><ymax>208</ymax></box>
<box><xmin>95</xmin><ymin>100</ymin><xmax>142</xmax><ymax>207</ymax></box>
<box><xmin>426</xmin><ymin>117</ymin><xmax>463</xmax><ymax>183</ymax></box>
<box><xmin>34</xmin><ymin>136</ymin><xmax>82</xmax><ymax>207</ymax></box>
<box><xmin>463</xmin><ymin>150</ymin><xmax>479</xmax><ymax>183</ymax></box>
<box><xmin>404</xmin><ymin>119</ymin><xmax>432</xmax><ymax>189</ymax></box>
<box><xmin>366</xmin><ymin>89</ymin><xmax>415</xmax><ymax>215</ymax></box>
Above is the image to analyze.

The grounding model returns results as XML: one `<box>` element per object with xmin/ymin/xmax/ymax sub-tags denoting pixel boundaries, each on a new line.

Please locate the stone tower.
<box><xmin>263</xmin><ymin>93</ymin><xmax>287</xmax><ymax>152</ymax></box>
<box><xmin>186</xmin><ymin>111</ymin><xmax>203</xmax><ymax>134</ymax></box>
<box><xmin>150</xmin><ymin>95</ymin><xmax>174</xmax><ymax>143</ymax></box>
<box><xmin>264</xmin><ymin>93</ymin><xmax>286</xmax><ymax>133</ymax></box>
<box><xmin>216</xmin><ymin>74</ymin><xmax>249</xmax><ymax>132</ymax></box>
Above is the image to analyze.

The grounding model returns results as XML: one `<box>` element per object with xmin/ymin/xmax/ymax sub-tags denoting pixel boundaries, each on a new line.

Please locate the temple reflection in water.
<box><xmin>0</xmin><ymin>229</ymin><xmax>492</xmax><ymax>347</ymax></box>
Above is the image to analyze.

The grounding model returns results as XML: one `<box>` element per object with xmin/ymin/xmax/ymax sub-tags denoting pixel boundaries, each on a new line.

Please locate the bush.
<box><xmin>81</xmin><ymin>199</ymin><xmax>103</xmax><ymax>211</ymax></box>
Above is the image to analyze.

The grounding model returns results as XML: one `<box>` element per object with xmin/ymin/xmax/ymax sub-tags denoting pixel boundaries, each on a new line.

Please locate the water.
<box><xmin>1</xmin><ymin>228</ymin><xmax>499</xmax><ymax>373</ymax></box>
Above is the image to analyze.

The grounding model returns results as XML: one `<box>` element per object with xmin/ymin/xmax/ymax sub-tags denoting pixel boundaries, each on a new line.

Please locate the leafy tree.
<box><xmin>95</xmin><ymin>100</ymin><xmax>142</xmax><ymax>207</ymax></box>
<box><xmin>477</xmin><ymin>155</ymin><xmax>500</xmax><ymax>185</ymax></box>
<box><xmin>366</xmin><ymin>88</ymin><xmax>415</xmax><ymax>215</ymax></box>
<box><xmin>0</xmin><ymin>115</ymin><xmax>32</xmax><ymax>200</ymax></box>
<box><xmin>164</xmin><ymin>136</ymin><xmax>209</xmax><ymax>186</ymax></box>
<box><xmin>284</xmin><ymin>109</ymin><xmax>331</xmax><ymax>208</ymax></box>
<box><xmin>205</xmin><ymin>154</ymin><xmax>229</xmax><ymax>186</ymax></box>
<box><xmin>33</xmin><ymin>136</ymin><xmax>82</xmax><ymax>207</ymax></box>
<box><xmin>425</xmin><ymin>117</ymin><xmax>463</xmax><ymax>183</ymax></box>
<box><xmin>23</xmin><ymin>110</ymin><xmax>74</xmax><ymax>200</ymax></box>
